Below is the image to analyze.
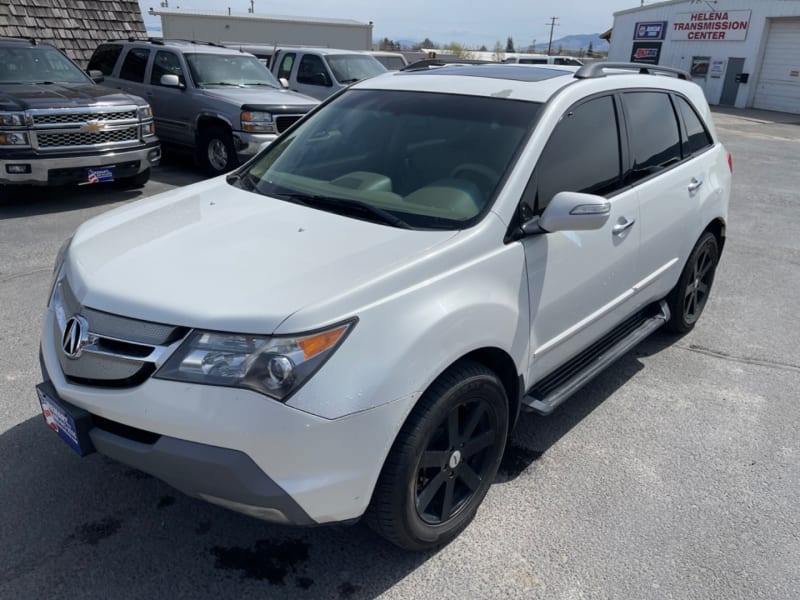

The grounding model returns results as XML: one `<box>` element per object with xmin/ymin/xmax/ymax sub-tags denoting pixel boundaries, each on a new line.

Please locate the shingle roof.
<box><xmin>0</xmin><ymin>0</ymin><xmax>147</xmax><ymax>67</ymax></box>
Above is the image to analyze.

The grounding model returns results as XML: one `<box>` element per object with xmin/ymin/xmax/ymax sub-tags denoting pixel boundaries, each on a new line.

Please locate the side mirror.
<box><xmin>538</xmin><ymin>191</ymin><xmax>611</xmax><ymax>233</ymax></box>
<box><xmin>88</xmin><ymin>69</ymin><xmax>104</xmax><ymax>83</ymax></box>
<box><xmin>279</xmin><ymin>77</ymin><xmax>289</xmax><ymax>89</ymax></box>
<box><xmin>160</xmin><ymin>74</ymin><xmax>183</xmax><ymax>88</ymax></box>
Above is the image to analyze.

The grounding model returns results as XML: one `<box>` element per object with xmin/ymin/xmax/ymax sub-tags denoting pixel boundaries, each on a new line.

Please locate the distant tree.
<box><xmin>505</xmin><ymin>36</ymin><xmax>515</xmax><ymax>53</ymax></box>
<box><xmin>587</xmin><ymin>41</ymin><xmax>594</xmax><ymax>57</ymax></box>
<box><xmin>479</xmin><ymin>44</ymin><xmax>488</xmax><ymax>52</ymax></box>
<box><xmin>557</xmin><ymin>44</ymin><xmax>563</xmax><ymax>54</ymax></box>
<box><xmin>447</xmin><ymin>42</ymin><xmax>472</xmax><ymax>58</ymax></box>
<box><xmin>379</xmin><ymin>37</ymin><xmax>398</xmax><ymax>51</ymax></box>
<box><xmin>411</xmin><ymin>37</ymin><xmax>437</xmax><ymax>51</ymax></box>
<box><xmin>492</xmin><ymin>40</ymin><xmax>505</xmax><ymax>62</ymax></box>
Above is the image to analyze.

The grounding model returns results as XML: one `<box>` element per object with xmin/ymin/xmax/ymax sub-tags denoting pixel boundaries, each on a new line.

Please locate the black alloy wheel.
<box><xmin>666</xmin><ymin>231</ymin><xmax>719</xmax><ymax>333</ymax></box>
<box><xmin>366</xmin><ymin>360</ymin><xmax>508</xmax><ymax>551</ymax></box>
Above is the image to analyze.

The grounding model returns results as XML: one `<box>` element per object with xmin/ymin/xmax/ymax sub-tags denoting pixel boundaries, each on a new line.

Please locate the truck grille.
<box><xmin>32</xmin><ymin>110</ymin><xmax>138</xmax><ymax>125</ymax></box>
<box><xmin>275</xmin><ymin>115</ymin><xmax>303</xmax><ymax>133</ymax></box>
<box><xmin>36</xmin><ymin>127</ymin><xmax>140</xmax><ymax>148</ymax></box>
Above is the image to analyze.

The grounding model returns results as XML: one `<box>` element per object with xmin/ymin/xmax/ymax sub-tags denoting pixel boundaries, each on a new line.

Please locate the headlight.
<box><xmin>0</xmin><ymin>112</ymin><xmax>26</xmax><ymax>127</ymax></box>
<box><xmin>0</xmin><ymin>132</ymin><xmax>29</xmax><ymax>145</ymax></box>
<box><xmin>241</xmin><ymin>111</ymin><xmax>276</xmax><ymax>134</ymax></box>
<box><xmin>48</xmin><ymin>235</ymin><xmax>73</xmax><ymax>306</ymax></box>
<box><xmin>155</xmin><ymin>319</ymin><xmax>356</xmax><ymax>401</ymax></box>
<box><xmin>138</xmin><ymin>105</ymin><xmax>153</xmax><ymax>119</ymax></box>
<box><xmin>141</xmin><ymin>122</ymin><xmax>156</xmax><ymax>137</ymax></box>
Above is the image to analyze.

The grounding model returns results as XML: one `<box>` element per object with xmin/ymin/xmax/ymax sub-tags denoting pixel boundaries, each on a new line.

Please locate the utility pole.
<box><xmin>546</xmin><ymin>17</ymin><xmax>559</xmax><ymax>56</ymax></box>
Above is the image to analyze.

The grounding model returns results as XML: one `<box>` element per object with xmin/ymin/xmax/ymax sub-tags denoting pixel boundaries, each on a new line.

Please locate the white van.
<box><xmin>504</xmin><ymin>53</ymin><xmax>584</xmax><ymax>66</ymax></box>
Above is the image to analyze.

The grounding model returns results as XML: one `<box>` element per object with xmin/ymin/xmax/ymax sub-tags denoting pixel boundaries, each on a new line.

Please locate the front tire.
<box><xmin>666</xmin><ymin>231</ymin><xmax>719</xmax><ymax>333</ymax></box>
<box><xmin>366</xmin><ymin>360</ymin><xmax>509</xmax><ymax>551</ymax></box>
<box><xmin>199</xmin><ymin>125</ymin><xmax>238</xmax><ymax>175</ymax></box>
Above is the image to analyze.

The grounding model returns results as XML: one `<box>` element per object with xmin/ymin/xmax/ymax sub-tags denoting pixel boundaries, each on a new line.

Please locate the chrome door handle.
<box><xmin>612</xmin><ymin>217</ymin><xmax>636</xmax><ymax>235</ymax></box>
<box><xmin>688</xmin><ymin>178</ymin><xmax>704</xmax><ymax>193</ymax></box>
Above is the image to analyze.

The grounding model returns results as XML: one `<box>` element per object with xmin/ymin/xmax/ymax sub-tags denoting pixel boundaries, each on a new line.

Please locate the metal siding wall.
<box><xmin>609</xmin><ymin>0</ymin><xmax>800</xmax><ymax>109</ymax></box>
<box><xmin>754</xmin><ymin>19</ymin><xmax>800</xmax><ymax>113</ymax></box>
<box><xmin>159</xmin><ymin>15</ymin><xmax>371</xmax><ymax>50</ymax></box>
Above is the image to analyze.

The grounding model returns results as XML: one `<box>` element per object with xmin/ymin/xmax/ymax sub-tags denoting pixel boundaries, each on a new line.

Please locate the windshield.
<box><xmin>0</xmin><ymin>46</ymin><xmax>89</xmax><ymax>84</ymax></box>
<box><xmin>373</xmin><ymin>55</ymin><xmax>407</xmax><ymax>71</ymax></box>
<box><xmin>185</xmin><ymin>53</ymin><xmax>281</xmax><ymax>88</ymax></box>
<box><xmin>326</xmin><ymin>55</ymin><xmax>387</xmax><ymax>83</ymax></box>
<box><xmin>234</xmin><ymin>89</ymin><xmax>540</xmax><ymax>230</ymax></box>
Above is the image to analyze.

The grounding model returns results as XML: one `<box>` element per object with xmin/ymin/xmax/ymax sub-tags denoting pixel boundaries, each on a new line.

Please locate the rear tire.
<box><xmin>199</xmin><ymin>125</ymin><xmax>238</xmax><ymax>175</ymax></box>
<box><xmin>366</xmin><ymin>360</ymin><xmax>508</xmax><ymax>551</ymax></box>
<box><xmin>666</xmin><ymin>231</ymin><xmax>719</xmax><ymax>333</ymax></box>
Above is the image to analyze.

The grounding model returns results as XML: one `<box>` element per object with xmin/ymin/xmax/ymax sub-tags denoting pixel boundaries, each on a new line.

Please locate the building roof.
<box><xmin>0</xmin><ymin>0</ymin><xmax>147</xmax><ymax>67</ymax></box>
<box><xmin>150</xmin><ymin>8</ymin><xmax>369</xmax><ymax>27</ymax></box>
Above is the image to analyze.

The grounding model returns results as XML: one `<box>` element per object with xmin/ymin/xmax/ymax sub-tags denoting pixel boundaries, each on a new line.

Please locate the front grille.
<box><xmin>275</xmin><ymin>115</ymin><xmax>302</xmax><ymax>133</ymax></box>
<box><xmin>53</xmin><ymin>278</ymin><xmax>186</xmax><ymax>388</ymax></box>
<box><xmin>37</xmin><ymin>127</ymin><xmax>140</xmax><ymax>148</ymax></box>
<box><xmin>32</xmin><ymin>110</ymin><xmax>137</xmax><ymax>125</ymax></box>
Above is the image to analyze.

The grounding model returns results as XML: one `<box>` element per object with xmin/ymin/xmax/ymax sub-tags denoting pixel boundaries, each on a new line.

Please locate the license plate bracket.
<box><xmin>36</xmin><ymin>383</ymin><xmax>96</xmax><ymax>457</ymax></box>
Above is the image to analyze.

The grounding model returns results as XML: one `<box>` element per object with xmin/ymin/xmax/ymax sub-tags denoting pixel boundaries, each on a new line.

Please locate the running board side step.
<box><xmin>522</xmin><ymin>301</ymin><xmax>670</xmax><ymax>416</ymax></box>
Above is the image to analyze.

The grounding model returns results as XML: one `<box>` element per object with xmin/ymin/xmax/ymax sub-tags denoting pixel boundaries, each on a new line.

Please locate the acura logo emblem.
<box><xmin>62</xmin><ymin>315</ymin><xmax>89</xmax><ymax>359</ymax></box>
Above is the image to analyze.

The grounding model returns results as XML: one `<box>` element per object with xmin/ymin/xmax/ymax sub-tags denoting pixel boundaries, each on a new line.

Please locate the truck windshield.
<box><xmin>0</xmin><ymin>46</ymin><xmax>89</xmax><ymax>84</ymax></box>
<box><xmin>186</xmin><ymin>53</ymin><xmax>281</xmax><ymax>88</ymax></box>
<box><xmin>233</xmin><ymin>89</ymin><xmax>540</xmax><ymax>230</ymax></box>
<box><xmin>326</xmin><ymin>55</ymin><xmax>387</xmax><ymax>83</ymax></box>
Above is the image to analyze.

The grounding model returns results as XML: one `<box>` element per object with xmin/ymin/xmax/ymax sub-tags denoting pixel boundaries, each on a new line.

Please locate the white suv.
<box><xmin>38</xmin><ymin>62</ymin><xmax>731</xmax><ymax>550</ymax></box>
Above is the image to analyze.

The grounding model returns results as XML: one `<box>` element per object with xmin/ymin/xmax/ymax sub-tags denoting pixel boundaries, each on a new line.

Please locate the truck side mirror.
<box><xmin>88</xmin><ymin>69</ymin><xmax>104</xmax><ymax>83</ymax></box>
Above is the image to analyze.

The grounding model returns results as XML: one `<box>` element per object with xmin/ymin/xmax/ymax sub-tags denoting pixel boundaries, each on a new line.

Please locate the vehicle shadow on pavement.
<box><xmin>0</xmin><ymin>184</ymin><xmax>145</xmax><ymax>219</ymax></box>
<box><xmin>496</xmin><ymin>331</ymin><xmax>683</xmax><ymax>483</ymax></box>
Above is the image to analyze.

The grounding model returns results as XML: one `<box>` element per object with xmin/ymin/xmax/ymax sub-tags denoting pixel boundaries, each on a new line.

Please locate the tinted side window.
<box><xmin>277</xmin><ymin>53</ymin><xmax>295</xmax><ymax>80</ymax></box>
<box><xmin>297</xmin><ymin>55</ymin><xmax>331</xmax><ymax>86</ymax></box>
<box><xmin>526</xmin><ymin>95</ymin><xmax>622</xmax><ymax>213</ymax></box>
<box><xmin>676</xmin><ymin>96</ymin><xmax>713</xmax><ymax>156</ymax></box>
<box><xmin>623</xmin><ymin>92</ymin><xmax>681</xmax><ymax>182</ymax></box>
<box><xmin>119</xmin><ymin>48</ymin><xmax>150</xmax><ymax>82</ymax></box>
<box><xmin>88</xmin><ymin>44</ymin><xmax>122</xmax><ymax>75</ymax></box>
<box><xmin>150</xmin><ymin>51</ymin><xmax>185</xmax><ymax>86</ymax></box>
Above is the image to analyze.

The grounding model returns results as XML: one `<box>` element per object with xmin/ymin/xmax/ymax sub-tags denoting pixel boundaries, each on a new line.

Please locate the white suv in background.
<box><xmin>38</xmin><ymin>62</ymin><xmax>731</xmax><ymax>550</ymax></box>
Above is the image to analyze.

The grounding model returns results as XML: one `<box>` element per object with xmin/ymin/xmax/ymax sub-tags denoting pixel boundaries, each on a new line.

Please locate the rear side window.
<box><xmin>526</xmin><ymin>95</ymin><xmax>623</xmax><ymax>213</ymax></box>
<box><xmin>676</xmin><ymin>96</ymin><xmax>713</xmax><ymax>156</ymax></box>
<box><xmin>119</xmin><ymin>48</ymin><xmax>150</xmax><ymax>82</ymax></box>
<box><xmin>623</xmin><ymin>92</ymin><xmax>681</xmax><ymax>183</ymax></box>
<box><xmin>277</xmin><ymin>53</ymin><xmax>295</xmax><ymax>80</ymax></box>
<box><xmin>88</xmin><ymin>44</ymin><xmax>122</xmax><ymax>76</ymax></box>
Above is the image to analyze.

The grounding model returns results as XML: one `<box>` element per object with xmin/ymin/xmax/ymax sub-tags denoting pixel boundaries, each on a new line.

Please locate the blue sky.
<box><xmin>138</xmin><ymin>0</ymin><xmax>640</xmax><ymax>47</ymax></box>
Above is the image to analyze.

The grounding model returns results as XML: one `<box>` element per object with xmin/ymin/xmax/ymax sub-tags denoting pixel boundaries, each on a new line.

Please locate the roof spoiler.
<box><xmin>574</xmin><ymin>62</ymin><xmax>692</xmax><ymax>81</ymax></box>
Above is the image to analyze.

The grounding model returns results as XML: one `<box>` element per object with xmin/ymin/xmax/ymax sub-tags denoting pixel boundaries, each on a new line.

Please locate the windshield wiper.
<box><xmin>243</xmin><ymin>82</ymin><xmax>279</xmax><ymax>88</ymax></box>
<box><xmin>201</xmin><ymin>82</ymin><xmax>244</xmax><ymax>87</ymax></box>
<box><xmin>338</xmin><ymin>78</ymin><xmax>360</xmax><ymax>84</ymax></box>
<box><xmin>226</xmin><ymin>171</ymin><xmax>258</xmax><ymax>191</ymax></box>
<box><xmin>274</xmin><ymin>192</ymin><xmax>412</xmax><ymax>229</ymax></box>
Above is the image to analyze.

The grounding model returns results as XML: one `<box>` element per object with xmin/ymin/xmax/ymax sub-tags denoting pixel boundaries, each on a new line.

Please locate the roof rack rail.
<box><xmin>574</xmin><ymin>62</ymin><xmax>692</xmax><ymax>81</ymax></box>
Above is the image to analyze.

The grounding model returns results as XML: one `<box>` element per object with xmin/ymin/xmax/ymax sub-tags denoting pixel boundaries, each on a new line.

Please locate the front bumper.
<box><xmin>39</xmin><ymin>307</ymin><xmax>416</xmax><ymax>525</ymax></box>
<box><xmin>232</xmin><ymin>130</ymin><xmax>276</xmax><ymax>163</ymax></box>
<box><xmin>0</xmin><ymin>140</ymin><xmax>161</xmax><ymax>186</ymax></box>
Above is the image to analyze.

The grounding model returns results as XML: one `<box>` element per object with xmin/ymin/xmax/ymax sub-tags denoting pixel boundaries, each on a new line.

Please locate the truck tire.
<box><xmin>199</xmin><ymin>125</ymin><xmax>237</xmax><ymax>175</ymax></box>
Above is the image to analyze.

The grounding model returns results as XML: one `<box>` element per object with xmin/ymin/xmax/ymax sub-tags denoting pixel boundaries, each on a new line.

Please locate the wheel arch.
<box><xmin>703</xmin><ymin>217</ymin><xmax>726</xmax><ymax>256</ymax></box>
<box><xmin>459</xmin><ymin>347</ymin><xmax>523</xmax><ymax>434</ymax></box>
<box><xmin>195</xmin><ymin>113</ymin><xmax>233</xmax><ymax>141</ymax></box>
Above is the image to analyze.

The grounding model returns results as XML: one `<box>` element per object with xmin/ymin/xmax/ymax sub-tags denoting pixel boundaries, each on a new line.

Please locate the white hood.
<box><xmin>66</xmin><ymin>177</ymin><xmax>457</xmax><ymax>333</ymax></box>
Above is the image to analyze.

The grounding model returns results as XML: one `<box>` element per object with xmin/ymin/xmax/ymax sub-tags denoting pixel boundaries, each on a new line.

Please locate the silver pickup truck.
<box><xmin>89</xmin><ymin>39</ymin><xmax>318</xmax><ymax>174</ymax></box>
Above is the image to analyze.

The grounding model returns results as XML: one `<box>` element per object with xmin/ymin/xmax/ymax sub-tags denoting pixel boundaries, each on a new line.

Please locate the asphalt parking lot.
<box><xmin>1</xmin><ymin>110</ymin><xmax>799</xmax><ymax>599</ymax></box>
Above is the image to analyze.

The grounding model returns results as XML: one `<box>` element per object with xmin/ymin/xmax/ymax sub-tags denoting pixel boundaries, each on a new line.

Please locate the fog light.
<box><xmin>6</xmin><ymin>164</ymin><xmax>31</xmax><ymax>174</ymax></box>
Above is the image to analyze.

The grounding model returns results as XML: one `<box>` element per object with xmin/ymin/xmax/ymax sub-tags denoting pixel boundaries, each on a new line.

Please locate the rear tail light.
<box><xmin>727</xmin><ymin>151</ymin><xmax>733</xmax><ymax>173</ymax></box>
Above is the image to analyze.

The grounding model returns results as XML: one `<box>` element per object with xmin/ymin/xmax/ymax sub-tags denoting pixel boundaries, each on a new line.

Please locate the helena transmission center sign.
<box><xmin>672</xmin><ymin>10</ymin><xmax>751</xmax><ymax>41</ymax></box>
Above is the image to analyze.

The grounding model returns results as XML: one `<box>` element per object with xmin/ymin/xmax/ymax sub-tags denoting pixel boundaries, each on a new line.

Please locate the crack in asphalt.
<box><xmin>0</xmin><ymin>266</ymin><xmax>50</xmax><ymax>284</ymax></box>
<box><xmin>677</xmin><ymin>344</ymin><xmax>800</xmax><ymax>374</ymax></box>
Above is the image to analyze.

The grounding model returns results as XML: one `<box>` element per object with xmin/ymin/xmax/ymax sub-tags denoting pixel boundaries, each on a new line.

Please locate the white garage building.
<box><xmin>608</xmin><ymin>0</ymin><xmax>800</xmax><ymax>114</ymax></box>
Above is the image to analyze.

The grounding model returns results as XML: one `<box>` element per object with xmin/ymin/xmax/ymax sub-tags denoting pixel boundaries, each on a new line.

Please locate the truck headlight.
<box><xmin>241</xmin><ymin>111</ymin><xmax>276</xmax><ymax>134</ymax></box>
<box><xmin>155</xmin><ymin>319</ymin><xmax>355</xmax><ymax>401</ymax></box>
<box><xmin>48</xmin><ymin>235</ymin><xmax>73</xmax><ymax>307</ymax></box>
<box><xmin>138</xmin><ymin>105</ymin><xmax>153</xmax><ymax>119</ymax></box>
<box><xmin>0</xmin><ymin>132</ymin><xmax>29</xmax><ymax>145</ymax></box>
<box><xmin>0</xmin><ymin>112</ymin><xmax>26</xmax><ymax>126</ymax></box>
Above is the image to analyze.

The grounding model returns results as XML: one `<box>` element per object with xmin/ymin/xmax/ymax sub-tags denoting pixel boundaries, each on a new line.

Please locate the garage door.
<box><xmin>754</xmin><ymin>19</ymin><xmax>800</xmax><ymax>114</ymax></box>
